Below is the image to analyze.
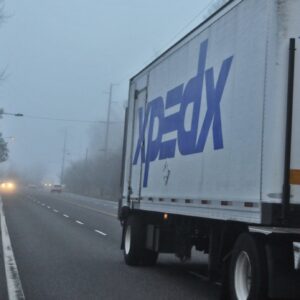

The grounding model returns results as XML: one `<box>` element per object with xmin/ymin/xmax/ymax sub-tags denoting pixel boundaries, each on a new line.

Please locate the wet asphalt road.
<box><xmin>0</xmin><ymin>189</ymin><xmax>221</xmax><ymax>300</ymax></box>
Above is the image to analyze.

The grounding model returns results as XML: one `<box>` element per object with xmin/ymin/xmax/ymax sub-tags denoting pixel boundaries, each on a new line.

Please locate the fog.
<box><xmin>0</xmin><ymin>0</ymin><xmax>226</xmax><ymax>193</ymax></box>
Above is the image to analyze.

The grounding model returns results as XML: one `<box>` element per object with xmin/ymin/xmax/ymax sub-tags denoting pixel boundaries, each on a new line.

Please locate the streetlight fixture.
<box><xmin>1</xmin><ymin>112</ymin><xmax>23</xmax><ymax>117</ymax></box>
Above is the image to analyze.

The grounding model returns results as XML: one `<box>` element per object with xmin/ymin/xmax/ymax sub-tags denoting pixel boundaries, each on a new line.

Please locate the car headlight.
<box><xmin>0</xmin><ymin>182</ymin><xmax>16</xmax><ymax>191</ymax></box>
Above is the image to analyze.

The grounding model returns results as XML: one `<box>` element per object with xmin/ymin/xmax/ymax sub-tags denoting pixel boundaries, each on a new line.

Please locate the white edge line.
<box><xmin>63</xmin><ymin>214</ymin><xmax>69</xmax><ymax>218</ymax></box>
<box><xmin>94</xmin><ymin>229</ymin><xmax>107</xmax><ymax>236</ymax></box>
<box><xmin>53</xmin><ymin>209</ymin><xmax>58</xmax><ymax>213</ymax></box>
<box><xmin>0</xmin><ymin>197</ymin><xmax>25</xmax><ymax>300</ymax></box>
<box><xmin>75</xmin><ymin>220</ymin><xmax>84</xmax><ymax>225</ymax></box>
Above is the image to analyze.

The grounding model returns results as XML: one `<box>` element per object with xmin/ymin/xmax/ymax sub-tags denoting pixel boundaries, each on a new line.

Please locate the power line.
<box><xmin>16</xmin><ymin>114</ymin><xmax>123</xmax><ymax>124</ymax></box>
<box><xmin>156</xmin><ymin>1</ymin><xmax>229</xmax><ymax>58</ymax></box>
<box><xmin>115</xmin><ymin>1</ymin><xmax>226</xmax><ymax>85</ymax></box>
<box><xmin>157</xmin><ymin>1</ymin><xmax>213</xmax><ymax>54</ymax></box>
<box><xmin>104</xmin><ymin>83</ymin><xmax>114</xmax><ymax>155</ymax></box>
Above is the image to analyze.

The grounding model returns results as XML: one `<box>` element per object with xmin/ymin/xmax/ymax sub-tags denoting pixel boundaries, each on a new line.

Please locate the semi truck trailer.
<box><xmin>118</xmin><ymin>0</ymin><xmax>300</xmax><ymax>299</ymax></box>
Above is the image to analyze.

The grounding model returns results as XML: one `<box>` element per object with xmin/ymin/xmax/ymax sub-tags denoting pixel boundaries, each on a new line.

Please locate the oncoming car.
<box><xmin>0</xmin><ymin>181</ymin><xmax>17</xmax><ymax>194</ymax></box>
<box><xmin>50</xmin><ymin>184</ymin><xmax>63</xmax><ymax>193</ymax></box>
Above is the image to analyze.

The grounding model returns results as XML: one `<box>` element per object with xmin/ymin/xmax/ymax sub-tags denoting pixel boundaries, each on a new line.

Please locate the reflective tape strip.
<box><xmin>290</xmin><ymin>169</ymin><xmax>300</xmax><ymax>185</ymax></box>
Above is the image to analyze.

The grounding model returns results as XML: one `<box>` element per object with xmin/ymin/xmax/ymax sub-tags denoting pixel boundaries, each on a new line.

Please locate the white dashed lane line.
<box><xmin>30</xmin><ymin>196</ymin><xmax>108</xmax><ymax>238</ymax></box>
<box><xmin>94</xmin><ymin>229</ymin><xmax>107</xmax><ymax>236</ymax></box>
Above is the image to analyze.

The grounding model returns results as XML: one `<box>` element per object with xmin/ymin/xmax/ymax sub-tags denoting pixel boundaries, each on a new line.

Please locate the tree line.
<box><xmin>63</xmin><ymin>149</ymin><xmax>123</xmax><ymax>201</ymax></box>
<box><xmin>63</xmin><ymin>122</ymin><xmax>124</xmax><ymax>201</ymax></box>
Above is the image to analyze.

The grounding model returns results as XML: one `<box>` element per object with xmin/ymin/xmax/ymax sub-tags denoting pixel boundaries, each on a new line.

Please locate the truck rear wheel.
<box><xmin>229</xmin><ymin>233</ymin><xmax>267</xmax><ymax>300</ymax></box>
<box><xmin>123</xmin><ymin>215</ymin><xmax>158</xmax><ymax>266</ymax></box>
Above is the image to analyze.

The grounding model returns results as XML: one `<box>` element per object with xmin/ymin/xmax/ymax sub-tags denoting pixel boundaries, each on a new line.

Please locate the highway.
<box><xmin>0</xmin><ymin>189</ymin><xmax>221</xmax><ymax>300</ymax></box>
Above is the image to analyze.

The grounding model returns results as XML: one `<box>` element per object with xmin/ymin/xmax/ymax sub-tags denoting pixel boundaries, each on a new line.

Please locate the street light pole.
<box><xmin>2</xmin><ymin>113</ymin><xmax>24</xmax><ymax>117</ymax></box>
<box><xmin>0</xmin><ymin>109</ymin><xmax>24</xmax><ymax>117</ymax></box>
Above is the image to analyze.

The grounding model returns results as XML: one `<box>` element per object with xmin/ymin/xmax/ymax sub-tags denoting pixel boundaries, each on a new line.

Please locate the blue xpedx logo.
<box><xmin>133</xmin><ymin>39</ymin><xmax>234</xmax><ymax>187</ymax></box>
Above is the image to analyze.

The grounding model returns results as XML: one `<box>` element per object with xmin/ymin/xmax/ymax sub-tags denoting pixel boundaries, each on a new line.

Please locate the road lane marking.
<box><xmin>27</xmin><ymin>193</ymin><xmax>117</xmax><ymax>218</ymax></box>
<box><xmin>53</xmin><ymin>209</ymin><xmax>59</xmax><ymax>213</ymax></box>
<box><xmin>94</xmin><ymin>229</ymin><xmax>107</xmax><ymax>236</ymax></box>
<box><xmin>41</xmin><ymin>203</ymin><xmax>45</xmax><ymax>206</ymax></box>
<box><xmin>47</xmin><ymin>206</ymin><xmax>51</xmax><ymax>209</ymax></box>
<box><xmin>58</xmin><ymin>199</ymin><xmax>117</xmax><ymax>218</ymax></box>
<box><xmin>0</xmin><ymin>197</ymin><xmax>25</xmax><ymax>300</ymax></box>
<box><xmin>75</xmin><ymin>220</ymin><xmax>84</xmax><ymax>225</ymax></box>
<box><xmin>63</xmin><ymin>214</ymin><xmax>69</xmax><ymax>218</ymax></box>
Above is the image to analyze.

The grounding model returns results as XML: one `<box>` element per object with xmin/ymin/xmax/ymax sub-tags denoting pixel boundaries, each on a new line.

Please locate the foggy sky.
<box><xmin>0</xmin><ymin>0</ymin><xmax>220</xmax><ymax>182</ymax></box>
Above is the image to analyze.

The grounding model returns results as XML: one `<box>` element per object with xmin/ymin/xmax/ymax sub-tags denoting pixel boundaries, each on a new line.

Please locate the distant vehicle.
<box><xmin>119</xmin><ymin>1</ymin><xmax>300</xmax><ymax>299</ymax></box>
<box><xmin>50</xmin><ymin>184</ymin><xmax>63</xmax><ymax>193</ymax></box>
<box><xmin>44</xmin><ymin>183</ymin><xmax>52</xmax><ymax>188</ymax></box>
<box><xmin>0</xmin><ymin>181</ymin><xmax>16</xmax><ymax>193</ymax></box>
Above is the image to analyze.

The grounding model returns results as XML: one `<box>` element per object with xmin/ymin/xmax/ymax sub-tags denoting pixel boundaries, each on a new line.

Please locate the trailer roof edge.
<box><xmin>130</xmin><ymin>0</ymin><xmax>237</xmax><ymax>82</ymax></box>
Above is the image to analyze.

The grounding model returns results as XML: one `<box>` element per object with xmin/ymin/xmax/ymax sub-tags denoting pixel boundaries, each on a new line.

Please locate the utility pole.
<box><xmin>104</xmin><ymin>83</ymin><xmax>113</xmax><ymax>156</ymax></box>
<box><xmin>85</xmin><ymin>148</ymin><xmax>89</xmax><ymax>163</ymax></box>
<box><xmin>101</xmin><ymin>83</ymin><xmax>116</xmax><ymax>198</ymax></box>
<box><xmin>85</xmin><ymin>148</ymin><xmax>89</xmax><ymax>171</ymax></box>
<box><xmin>60</xmin><ymin>129</ymin><xmax>67</xmax><ymax>185</ymax></box>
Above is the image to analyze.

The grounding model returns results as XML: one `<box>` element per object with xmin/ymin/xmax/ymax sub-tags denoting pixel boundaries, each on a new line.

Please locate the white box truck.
<box><xmin>118</xmin><ymin>0</ymin><xmax>300</xmax><ymax>299</ymax></box>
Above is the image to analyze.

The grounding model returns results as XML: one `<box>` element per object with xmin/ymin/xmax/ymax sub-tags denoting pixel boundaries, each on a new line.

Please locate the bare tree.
<box><xmin>64</xmin><ymin>119</ymin><xmax>124</xmax><ymax>201</ymax></box>
<box><xmin>0</xmin><ymin>133</ymin><xmax>8</xmax><ymax>163</ymax></box>
<box><xmin>0</xmin><ymin>3</ymin><xmax>8</xmax><ymax>163</ymax></box>
<box><xmin>64</xmin><ymin>148</ymin><xmax>123</xmax><ymax>201</ymax></box>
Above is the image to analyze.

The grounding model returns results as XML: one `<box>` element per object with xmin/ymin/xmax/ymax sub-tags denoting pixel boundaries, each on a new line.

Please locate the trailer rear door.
<box><xmin>290</xmin><ymin>38</ymin><xmax>300</xmax><ymax>205</ymax></box>
<box><xmin>129</xmin><ymin>87</ymin><xmax>148</xmax><ymax>200</ymax></box>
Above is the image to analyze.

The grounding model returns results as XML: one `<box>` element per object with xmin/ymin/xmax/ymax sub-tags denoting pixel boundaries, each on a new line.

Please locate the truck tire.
<box><xmin>123</xmin><ymin>215</ymin><xmax>158</xmax><ymax>266</ymax></box>
<box><xmin>229</xmin><ymin>233</ymin><xmax>267</xmax><ymax>300</ymax></box>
